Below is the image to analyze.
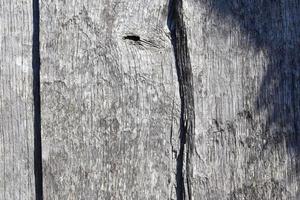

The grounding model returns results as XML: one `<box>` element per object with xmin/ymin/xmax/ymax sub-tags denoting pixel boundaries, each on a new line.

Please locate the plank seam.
<box><xmin>32</xmin><ymin>0</ymin><xmax>43</xmax><ymax>199</ymax></box>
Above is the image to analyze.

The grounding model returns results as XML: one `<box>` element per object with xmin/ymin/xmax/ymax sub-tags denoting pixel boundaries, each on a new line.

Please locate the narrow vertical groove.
<box><xmin>32</xmin><ymin>0</ymin><xmax>43</xmax><ymax>199</ymax></box>
<box><xmin>168</xmin><ymin>0</ymin><xmax>195</xmax><ymax>199</ymax></box>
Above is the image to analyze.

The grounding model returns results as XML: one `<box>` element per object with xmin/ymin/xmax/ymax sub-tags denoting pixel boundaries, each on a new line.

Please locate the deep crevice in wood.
<box><xmin>123</xmin><ymin>35</ymin><xmax>141</xmax><ymax>41</ymax></box>
<box><xmin>168</xmin><ymin>0</ymin><xmax>195</xmax><ymax>199</ymax></box>
<box><xmin>32</xmin><ymin>0</ymin><xmax>43</xmax><ymax>199</ymax></box>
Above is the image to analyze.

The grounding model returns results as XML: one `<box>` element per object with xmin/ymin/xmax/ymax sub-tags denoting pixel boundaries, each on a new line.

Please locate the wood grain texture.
<box><xmin>39</xmin><ymin>0</ymin><xmax>300</xmax><ymax>199</ymax></box>
<box><xmin>184</xmin><ymin>0</ymin><xmax>300</xmax><ymax>199</ymax></box>
<box><xmin>0</xmin><ymin>0</ymin><xmax>35</xmax><ymax>199</ymax></box>
<box><xmin>40</xmin><ymin>0</ymin><xmax>180</xmax><ymax>199</ymax></box>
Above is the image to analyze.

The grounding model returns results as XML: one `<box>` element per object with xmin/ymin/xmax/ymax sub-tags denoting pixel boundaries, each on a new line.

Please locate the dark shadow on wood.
<box><xmin>203</xmin><ymin>0</ymin><xmax>300</xmax><ymax>165</ymax></box>
<box><xmin>194</xmin><ymin>0</ymin><xmax>300</xmax><ymax>197</ymax></box>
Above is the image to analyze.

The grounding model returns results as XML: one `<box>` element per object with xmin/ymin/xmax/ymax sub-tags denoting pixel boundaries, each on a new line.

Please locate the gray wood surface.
<box><xmin>185</xmin><ymin>0</ymin><xmax>300</xmax><ymax>199</ymax></box>
<box><xmin>40</xmin><ymin>1</ymin><xmax>180</xmax><ymax>199</ymax></box>
<box><xmin>0</xmin><ymin>0</ymin><xmax>35</xmax><ymax>199</ymax></box>
<box><xmin>1</xmin><ymin>0</ymin><xmax>299</xmax><ymax>199</ymax></box>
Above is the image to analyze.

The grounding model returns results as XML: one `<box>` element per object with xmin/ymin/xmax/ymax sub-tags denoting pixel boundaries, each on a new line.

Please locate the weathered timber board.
<box><xmin>40</xmin><ymin>0</ymin><xmax>180</xmax><ymax>199</ymax></box>
<box><xmin>184</xmin><ymin>0</ymin><xmax>300</xmax><ymax>199</ymax></box>
<box><xmin>0</xmin><ymin>0</ymin><xmax>35</xmax><ymax>199</ymax></box>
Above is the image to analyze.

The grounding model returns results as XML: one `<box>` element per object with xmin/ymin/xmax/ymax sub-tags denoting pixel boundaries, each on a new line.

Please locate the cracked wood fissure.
<box><xmin>168</xmin><ymin>0</ymin><xmax>195</xmax><ymax>199</ymax></box>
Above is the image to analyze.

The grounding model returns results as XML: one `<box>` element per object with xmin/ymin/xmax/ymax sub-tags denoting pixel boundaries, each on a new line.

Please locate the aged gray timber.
<box><xmin>39</xmin><ymin>0</ymin><xmax>300</xmax><ymax>199</ymax></box>
<box><xmin>40</xmin><ymin>0</ymin><xmax>180</xmax><ymax>199</ymax></box>
<box><xmin>0</xmin><ymin>0</ymin><xmax>36</xmax><ymax>199</ymax></box>
<box><xmin>184</xmin><ymin>0</ymin><xmax>300</xmax><ymax>199</ymax></box>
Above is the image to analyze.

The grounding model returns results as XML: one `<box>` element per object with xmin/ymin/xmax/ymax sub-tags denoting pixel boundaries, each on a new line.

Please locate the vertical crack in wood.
<box><xmin>32</xmin><ymin>0</ymin><xmax>43</xmax><ymax>199</ymax></box>
<box><xmin>168</xmin><ymin>0</ymin><xmax>195</xmax><ymax>199</ymax></box>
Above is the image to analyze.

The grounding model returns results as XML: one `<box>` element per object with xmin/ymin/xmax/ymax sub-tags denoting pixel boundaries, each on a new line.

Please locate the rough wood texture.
<box><xmin>184</xmin><ymin>0</ymin><xmax>300</xmax><ymax>199</ymax></box>
<box><xmin>2</xmin><ymin>0</ymin><xmax>300</xmax><ymax>199</ymax></box>
<box><xmin>40</xmin><ymin>0</ymin><xmax>180</xmax><ymax>199</ymax></box>
<box><xmin>0</xmin><ymin>0</ymin><xmax>35</xmax><ymax>199</ymax></box>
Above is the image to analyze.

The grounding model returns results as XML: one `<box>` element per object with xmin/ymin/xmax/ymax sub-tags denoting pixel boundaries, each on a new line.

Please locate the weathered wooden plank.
<box><xmin>0</xmin><ymin>0</ymin><xmax>35</xmax><ymax>199</ymax></box>
<box><xmin>39</xmin><ymin>0</ymin><xmax>300</xmax><ymax>199</ymax></box>
<box><xmin>183</xmin><ymin>0</ymin><xmax>300</xmax><ymax>199</ymax></box>
<box><xmin>40</xmin><ymin>0</ymin><xmax>180</xmax><ymax>199</ymax></box>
